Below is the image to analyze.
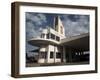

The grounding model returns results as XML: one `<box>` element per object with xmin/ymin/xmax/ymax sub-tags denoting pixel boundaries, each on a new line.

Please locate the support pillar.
<box><xmin>63</xmin><ymin>46</ymin><xmax>66</xmax><ymax>63</ymax></box>
<box><xmin>54</xmin><ymin>46</ymin><xmax>56</xmax><ymax>63</ymax></box>
<box><xmin>46</xmin><ymin>45</ymin><xmax>50</xmax><ymax>63</ymax></box>
<box><xmin>69</xmin><ymin>49</ymin><xmax>72</xmax><ymax>62</ymax></box>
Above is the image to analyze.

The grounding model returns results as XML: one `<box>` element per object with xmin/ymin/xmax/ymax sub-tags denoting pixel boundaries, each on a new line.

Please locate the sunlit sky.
<box><xmin>25</xmin><ymin>12</ymin><xmax>89</xmax><ymax>56</ymax></box>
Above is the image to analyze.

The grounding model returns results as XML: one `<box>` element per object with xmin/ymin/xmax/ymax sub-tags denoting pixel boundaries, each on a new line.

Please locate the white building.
<box><xmin>28</xmin><ymin>16</ymin><xmax>89</xmax><ymax>64</ymax></box>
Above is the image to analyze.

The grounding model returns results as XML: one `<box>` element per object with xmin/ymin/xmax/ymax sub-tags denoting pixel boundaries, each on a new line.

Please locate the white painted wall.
<box><xmin>49</xmin><ymin>27</ymin><xmax>65</xmax><ymax>39</ymax></box>
<box><xmin>38</xmin><ymin>59</ymin><xmax>46</xmax><ymax>63</ymax></box>
<box><xmin>0</xmin><ymin>0</ymin><xmax>100</xmax><ymax>80</ymax></box>
<box><xmin>57</xmin><ymin>17</ymin><xmax>65</xmax><ymax>36</ymax></box>
<box><xmin>39</xmin><ymin>44</ymin><xmax>61</xmax><ymax>63</ymax></box>
<box><xmin>47</xmin><ymin>45</ymin><xmax>55</xmax><ymax>63</ymax></box>
<box><xmin>47</xmin><ymin>45</ymin><xmax>62</xmax><ymax>63</ymax></box>
<box><xmin>39</xmin><ymin>46</ymin><xmax>47</xmax><ymax>52</ymax></box>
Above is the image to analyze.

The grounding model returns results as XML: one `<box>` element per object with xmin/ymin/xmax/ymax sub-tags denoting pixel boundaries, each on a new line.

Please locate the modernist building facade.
<box><xmin>28</xmin><ymin>16</ymin><xmax>89</xmax><ymax>64</ymax></box>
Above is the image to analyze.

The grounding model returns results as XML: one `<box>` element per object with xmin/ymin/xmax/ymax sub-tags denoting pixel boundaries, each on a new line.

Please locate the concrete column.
<box><xmin>63</xmin><ymin>46</ymin><xmax>66</xmax><ymax>63</ymax></box>
<box><xmin>38</xmin><ymin>47</ymin><xmax>40</xmax><ymax>57</ymax></box>
<box><xmin>46</xmin><ymin>45</ymin><xmax>50</xmax><ymax>63</ymax></box>
<box><xmin>44</xmin><ymin>34</ymin><xmax>46</xmax><ymax>39</ymax></box>
<box><xmin>38</xmin><ymin>51</ymin><xmax>40</xmax><ymax>63</ymax></box>
<box><xmin>69</xmin><ymin>49</ymin><xmax>72</xmax><ymax>62</ymax></box>
<box><xmin>49</xmin><ymin>33</ymin><xmax>51</xmax><ymax>39</ymax></box>
<box><xmin>54</xmin><ymin>46</ymin><xmax>56</xmax><ymax>63</ymax></box>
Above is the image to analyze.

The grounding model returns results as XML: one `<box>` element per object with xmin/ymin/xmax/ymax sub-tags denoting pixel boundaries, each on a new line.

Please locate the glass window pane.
<box><xmin>56</xmin><ymin>52</ymin><xmax>61</xmax><ymax>58</ymax></box>
<box><xmin>50</xmin><ymin>52</ymin><xmax>54</xmax><ymax>58</ymax></box>
<box><xmin>41</xmin><ymin>34</ymin><xmax>45</xmax><ymax>38</ymax></box>
<box><xmin>56</xmin><ymin>36</ymin><xmax>60</xmax><ymax>41</ymax></box>
<box><xmin>47</xmin><ymin>33</ymin><xmax>49</xmax><ymax>39</ymax></box>
<box><xmin>51</xmin><ymin>33</ymin><xmax>55</xmax><ymax>40</ymax></box>
<box><xmin>40</xmin><ymin>52</ymin><xmax>47</xmax><ymax>58</ymax></box>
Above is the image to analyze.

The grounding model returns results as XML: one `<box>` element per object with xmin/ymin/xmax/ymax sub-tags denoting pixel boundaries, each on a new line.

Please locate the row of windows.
<box><xmin>39</xmin><ymin>52</ymin><xmax>46</xmax><ymax>59</ymax></box>
<box><xmin>41</xmin><ymin>34</ymin><xmax>45</xmax><ymax>38</ymax></box>
<box><xmin>75</xmin><ymin>51</ymin><xmax>89</xmax><ymax>56</ymax></box>
<box><xmin>39</xmin><ymin>52</ymin><xmax>61</xmax><ymax>59</ymax></box>
<box><xmin>49</xmin><ymin>33</ymin><xmax>60</xmax><ymax>41</ymax></box>
<box><xmin>41</xmin><ymin>33</ymin><xmax>60</xmax><ymax>41</ymax></box>
<box><xmin>50</xmin><ymin>51</ymin><xmax>61</xmax><ymax>58</ymax></box>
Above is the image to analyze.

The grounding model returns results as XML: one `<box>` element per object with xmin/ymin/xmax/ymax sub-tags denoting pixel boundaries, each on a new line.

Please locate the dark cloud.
<box><xmin>26</xmin><ymin>13</ymin><xmax>48</xmax><ymax>55</ymax></box>
<box><xmin>26</xmin><ymin>12</ymin><xmax>47</xmax><ymax>40</ymax></box>
<box><xmin>61</xmin><ymin>15</ymin><xmax>89</xmax><ymax>36</ymax></box>
<box><xmin>26</xmin><ymin>12</ymin><xmax>47</xmax><ymax>26</ymax></box>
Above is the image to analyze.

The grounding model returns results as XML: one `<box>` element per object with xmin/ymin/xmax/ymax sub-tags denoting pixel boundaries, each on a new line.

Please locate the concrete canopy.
<box><xmin>28</xmin><ymin>33</ymin><xmax>89</xmax><ymax>51</ymax></box>
<box><xmin>28</xmin><ymin>38</ymin><xmax>60</xmax><ymax>47</ymax></box>
<box><xmin>61</xmin><ymin>33</ymin><xmax>89</xmax><ymax>51</ymax></box>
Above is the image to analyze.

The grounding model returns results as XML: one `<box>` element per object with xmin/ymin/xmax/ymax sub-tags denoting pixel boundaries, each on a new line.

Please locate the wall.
<box><xmin>0</xmin><ymin>0</ymin><xmax>100</xmax><ymax>80</ymax></box>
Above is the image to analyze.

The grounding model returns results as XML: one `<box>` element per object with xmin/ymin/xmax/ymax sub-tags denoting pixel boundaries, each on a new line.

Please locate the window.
<box><xmin>56</xmin><ymin>36</ymin><xmax>60</xmax><ymax>41</ymax></box>
<box><xmin>39</xmin><ymin>52</ymin><xmax>47</xmax><ymax>59</ymax></box>
<box><xmin>47</xmin><ymin>33</ymin><xmax>50</xmax><ymax>39</ymax></box>
<box><xmin>51</xmin><ymin>33</ymin><xmax>55</xmax><ymax>40</ymax></box>
<box><xmin>50</xmin><ymin>52</ymin><xmax>54</xmax><ymax>58</ymax></box>
<box><xmin>56</xmin><ymin>52</ymin><xmax>61</xmax><ymax>58</ymax></box>
<box><xmin>41</xmin><ymin>34</ymin><xmax>45</xmax><ymax>38</ymax></box>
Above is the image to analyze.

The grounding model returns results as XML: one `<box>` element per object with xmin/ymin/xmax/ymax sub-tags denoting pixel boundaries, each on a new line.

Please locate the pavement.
<box><xmin>26</xmin><ymin>61</ymin><xmax>89</xmax><ymax>67</ymax></box>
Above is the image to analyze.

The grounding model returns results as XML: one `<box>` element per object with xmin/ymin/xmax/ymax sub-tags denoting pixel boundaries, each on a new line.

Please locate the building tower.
<box><xmin>54</xmin><ymin>16</ymin><xmax>65</xmax><ymax>36</ymax></box>
<box><xmin>29</xmin><ymin>16</ymin><xmax>66</xmax><ymax>64</ymax></box>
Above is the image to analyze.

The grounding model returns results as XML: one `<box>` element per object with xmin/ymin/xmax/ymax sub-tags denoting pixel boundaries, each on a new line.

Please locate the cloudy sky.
<box><xmin>25</xmin><ymin>12</ymin><xmax>89</xmax><ymax>56</ymax></box>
